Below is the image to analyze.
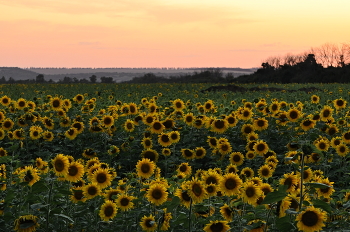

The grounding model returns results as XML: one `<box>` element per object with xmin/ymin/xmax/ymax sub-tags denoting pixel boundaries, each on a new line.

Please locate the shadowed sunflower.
<box><xmin>99</xmin><ymin>200</ymin><xmax>118</xmax><ymax>221</ymax></box>
<box><xmin>146</xmin><ymin>183</ymin><xmax>168</xmax><ymax>206</ymax></box>
<box><xmin>181</xmin><ymin>148</ymin><xmax>195</xmax><ymax>160</ymax></box>
<box><xmin>260</xmin><ymin>183</ymin><xmax>273</xmax><ymax>196</ymax></box>
<box><xmin>14</xmin><ymin>214</ymin><xmax>39</xmax><ymax>232</ymax></box>
<box><xmin>19</xmin><ymin>166</ymin><xmax>40</xmax><ymax>187</ymax></box>
<box><xmin>136</xmin><ymin>158</ymin><xmax>156</xmax><ymax>179</ymax></box>
<box><xmin>220</xmin><ymin>204</ymin><xmax>233</xmax><ymax>222</ymax></box>
<box><xmin>65</xmin><ymin>162</ymin><xmax>84</xmax><ymax>182</ymax></box>
<box><xmin>194</xmin><ymin>147</ymin><xmax>206</xmax><ymax>159</ymax></box>
<box><xmin>140</xmin><ymin>214</ymin><xmax>157</xmax><ymax>232</ymax></box>
<box><xmin>203</xmin><ymin>220</ymin><xmax>230</xmax><ymax>232</ymax></box>
<box><xmin>219</xmin><ymin>173</ymin><xmax>242</xmax><ymax>196</ymax></box>
<box><xmin>296</xmin><ymin>206</ymin><xmax>327</xmax><ymax>232</ymax></box>
<box><xmin>174</xmin><ymin>188</ymin><xmax>192</xmax><ymax>208</ymax></box>
<box><xmin>83</xmin><ymin>183</ymin><xmax>101</xmax><ymax>200</ymax></box>
<box><xmin>315</xmin><ymin>177</ymin><xmax>334</xmax><ymax>198</ymax></box>
<box><xmin>279</xmin><ymin>173</ymin><xmax>298</xmax><ymax>193</ymax></box>
<box><xmin>52</xmin><ymin>154</ymin><xmax>69</xmax><ymax>177</ymax></box>
<box><xmin>241</xmin><ymin>181</ymin><xmax>262</xmax><ymax>205</ymax></box>
<box><xmin>229</xmin><ymin>152</ymin><xmax>245</xmax><ymax>166</ymax></box>
<box><xmin>320</xmin><ymin>105</ymin><xmax>333</xmax><ymax>121</ymax></box>
<box><xmin>177</xmin><ymin>163</ymin><xmax>192</xmax><ymax>176</ymax></box>
<box><xmin>141</xmin><ymin>149</ymin><xmax>159</xmax><ymax>162</ymax></box>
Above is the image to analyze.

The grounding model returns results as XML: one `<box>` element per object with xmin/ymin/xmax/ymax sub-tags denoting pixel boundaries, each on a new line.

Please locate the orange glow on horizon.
<box><xmin>1</xmin><ymin>0</ymin><xmax>350</xmax><ymax>68</ymax></box>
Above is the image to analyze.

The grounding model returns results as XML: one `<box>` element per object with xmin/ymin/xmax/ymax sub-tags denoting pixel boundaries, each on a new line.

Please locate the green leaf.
<box><xmin>31</xmin><ymin>180</ymin><xmax>48</xmax><ymax>193</ymax></box>
<box><xmin>312</xmin><ymin>199</ymin><xmax>332</xmax><ymax>214</ymax></box>
<box><xmin>4</xmin><ymin>189</ymin><xmax>15</xmax><ymax>203</ymax></box>
<box><xmin>243</xmin><ymin>221</ymin><xmax>264</xmax><ymax>231</ymax></box>
<box><xmin>261</xmin><ymin>185</ymin><xmax>288</xmax><ymax>204</ymax></box>
<box><xmin>276</xmin><ymin>216</ymin><xmax>295</xmax><ymax>232</ymax></box>
<box><xmin>53</xmin><ymin>214</ymin><xmax>74</xmax><ymax>223</ymax></box>
<box><xmin>0</xmin><ymin>156</ymin><xmax>12</xmax><ymax>164</ymax></box>
<box><xmin>30</xmin><ymin>203</ymin><xmax>49</xmax><ymax>210</ymax></box>
<box><xmin>304</xmin><ymin>182</ymin><xmax>332</xmax><ymax>189</ymax></box>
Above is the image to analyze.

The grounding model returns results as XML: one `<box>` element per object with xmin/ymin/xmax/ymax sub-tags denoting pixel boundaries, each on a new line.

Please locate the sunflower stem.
<box><xmin>299</xmin><ymin>152</ymin><xmax>305</xmax><ymax>210</ymax></box>
<box><xmin>188</xmin><ymin>198</ymin><xmax>192</xmax><ymax>232</ymax></box>
<box><xmin>46</xmin><ymin>177</ymin><xmax>54</xmax><ymax>231</ymax></box>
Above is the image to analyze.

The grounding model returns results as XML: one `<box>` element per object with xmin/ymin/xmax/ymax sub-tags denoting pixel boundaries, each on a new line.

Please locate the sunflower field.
<box><xmin>1</xmin><ymin>82</ymin><xmax>350</xmax><ymax>232</ymax></box>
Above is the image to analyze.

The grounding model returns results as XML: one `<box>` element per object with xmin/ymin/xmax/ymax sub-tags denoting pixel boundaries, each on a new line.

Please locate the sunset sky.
<box><xmin>1</xmin><ymin>0</ymin><xmax>349</xmax><ymax>68</ymax></box>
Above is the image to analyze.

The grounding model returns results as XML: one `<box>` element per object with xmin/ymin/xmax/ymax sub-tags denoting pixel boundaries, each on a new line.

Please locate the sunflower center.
<box><xmin>52</xmin><ymin>100</ymin><xmax>60</xmax><ymax>108</ymax></box>
<box><xmin>145</xmin><ymin>219</ymin><xmax>154</xmax><ymax>228</ymax></box>
<box><xmin>303</xmin><ymin>120</ymin><xmax>312</xmax><ymax>126</ymax></box>
<box><xmin>161</xmin><ymin>135</ymin><xmax>170</xmax><ymax>143</ymax></box>
<box><xmin>96</xmin><ymin>173</ymin><xmax>107</xmax><ymax>183</ymax></box>
<box><xmin>104</xmin><ymin>205</ymin><xmax>114</xmax><ymax>217</ymax></box>
<box><xmin>225</xmin><ymin>178</ymin><xmax>237</xmax><ymax>190</ymax></box>
<box><xmin>186</xmin><ymin>116</ymin><xmax>193</xmax><ymax>123</ymax></box>
<box><xmin>68</xmin><ymin>165</ymin><xmax>78</xmax><ymax>176</ymax></box>
<box><xmin>88</xmin><ymin>186</ymin><xmax>97</xmax><ymax>195</ymax></box>
<box><xmin>344</xmin><ymin>132</ymin><xmax>350</xmax><ymax>140</ymax></box>
<box><xmin>182</xmin><ymin>191</ymin><xmax>191</xmax><ymax>201</ymax></box>
<box><xmin>322</xmin><ymin>110</ymin><xmax>330</xmax><ymax>118</ymax></box>
<box><xmin>54</xmin><ymin>160</ymin><xmax>65</xmax><ymax>172</ymax></box>
<box><xmin>233</xmin><ymin>155</ymin><xmax>241</xmax><ymax>162</ymax></box>
<box><xmin>320</xmin><ymin>186</ymin><xmax>330</xmax><ymax>193</ymax></box>
<box><xmin>74</xmin><ymin>190</ymin><xmax>83</xmax><ymax>200</ymax></box>
<box><xmin>18</xmin><ymin>101</ymin><xmax>25</xmax><ymax>107</ymax></box>
<box><xmin>196</xmin><ymin>150</ymin><xmax>204</xmax><ymax>157</ymax></box>
<box><xmin>301</xmin><ymin>211</ymin><xmax>318</xmax><ymax>227</ymax></box>
<box><xmin>210</xmin><ymin>222</ymin><xmax>224</xmax><ymax>232</ymax></box>
<box><xmin>289</xmin><ymin>111</ymin><xmax>298</xmax><ymax>119</ymax></box>
<box><xmin>206</xmin><ymin>176</ymin><xmax>218</xmax><ymax>185</ymax></box>
<box><xmin>318</xmin><ymin>142</ymin><xmax>326</xmax><ymax>150</ymax></box>
<box><xmin>245</xmin><ymin>186</ymin><xmax>256</xmax><ymax>197</ymax></box>
<box><xmin>179</xmin><ymin>165</ymin><xmax>188</xmax><ymax>172</ymax></box>
<box><xmin>261</xmin><ymin>168</ymin><xmax>270</xmax><ymax>176</ymax></box>
<box><xmin>153</xmin><ymin>122</ymin><xmax>162</xmax><ymax>130</ymax></box>
<box><xmin>184</xmin><ymin>150</ymin><xmax>193</xmax><ymax>157</ymax></box>
<box><xmin>257</xmin><ymin>120</ymin><xmax>265</xmax><ymax>127</ymax></box>
<box><xmin>141</xmin><ymin>163</ymin><xmax>151</xmax><ymax>173</ymax></box>
<box><xmin>214</xmin><ymin>120</ymin><xmax>225</xmax><ymax>129</ymax></box>
<box><xmin>243</xmin><ymin>111</ymin><xmax>250</xmax><ymax>117</ymax></box>
<box><xmin>244</xmin><ymin>126</ymin><xmax>253</xmax><ymax>134</ymax></box>
<box><xmin>3</xmin><ymin>121</ymin><xmax>12</xmax><ymax>128</ymax></box>
<box><xmin>151</xmin><ymin>188</ymin><xmax>163</xmax><ymax>200</ymax></box>
<box><xmin>126</xmin><ymin>123</ymin><xmax>133</xmax><ymax>129</ymax></box>
<box><xmin>143</xmin><ymin>151</ymin><xmax>156</xmax><ymax>162</ymax></box>
<box><xmin>175</xmin><ymin>102</ymin><xmax>183</xmax><ymax>109</ymax></box>
<box><xmin>24</xmin><ymin>171</ymin><xmax>33</xmax><ymax>182</ymax></box>
<box><xmin>120</xmin><ymin>197</ymin><xmax>130</xmax><ymax>206</ymax></box>
<box><xmin>220</xmin><ymin>144</ymin><xmax>229</xmax><ymax>152</ymax></box>
<box><xmin>192</xmin><ymin>183</ymin><xmax>203</xmax><ymax>196</ymax></box>
<box><xmin>283</xmin><ymin>177</ymin><xmax>293</xmax><ymax>189</ymax></box>
<box><xmin>104</xmin><ymin>118</ymin><xmax>112</xmax><ymax>125</ymax></box>
<box><xmin>206</xmin><ymin>185</ymin><xmax>215</xmax><ymax>193</ymax></box>
<box><xmin>256</xmin><ymin>143</ymin><xmax>266</xmax><ymax>152</ymax></box>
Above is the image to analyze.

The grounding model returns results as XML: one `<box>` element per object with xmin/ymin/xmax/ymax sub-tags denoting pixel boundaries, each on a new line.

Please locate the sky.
<box><xmin>1</xmin><ymin>0</ymin><xmax>350</xmax><ymax>68</ymax></box>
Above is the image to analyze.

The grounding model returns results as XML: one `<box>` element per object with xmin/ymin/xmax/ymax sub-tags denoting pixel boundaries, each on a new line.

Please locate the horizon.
<box><xmin>1</xmin><ymin>1</ymin><xmax>350</xmax><ymax>68</ymax></box>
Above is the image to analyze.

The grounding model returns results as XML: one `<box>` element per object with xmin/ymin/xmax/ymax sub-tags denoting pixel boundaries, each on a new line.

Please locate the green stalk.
<box><xmin>188</xmin><ymin>199</ymin><xmax>192</xmax><ymax>232</ymax></box>
<box><xmin>299</xmin><ymin>152</ymin><xmax>305</xmax><ymax>210</ymax></box>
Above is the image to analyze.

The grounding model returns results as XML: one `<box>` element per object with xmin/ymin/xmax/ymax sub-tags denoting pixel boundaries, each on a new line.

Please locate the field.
<box><xmin>1</xmin><ymin>82</ymin><xmax>350</xmax><ymax>232</ymax></box>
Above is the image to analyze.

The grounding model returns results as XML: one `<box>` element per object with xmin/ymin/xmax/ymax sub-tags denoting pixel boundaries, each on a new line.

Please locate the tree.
<box><xmin>100</xmin><ymin>76</ymin><xmax>114</xmax><ymax>83</ymax></box>
<box><xmin>89</xmin><ymin>75</ymin><xmax>97</xmax><ymax>83</ymax></box>
<box><xmin>35</xmin><ymin>74</ymin><xmax>45</xmax><ymax>83</ymax></box>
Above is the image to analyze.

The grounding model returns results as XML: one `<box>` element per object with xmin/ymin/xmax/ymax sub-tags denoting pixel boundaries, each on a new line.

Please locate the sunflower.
<box><xmin>0</xmin><ymin>147</ymin><xmax>7</xmax><ymax>157</ymax></box>
<box><xmin>49</xmin><ymin>97</ymin><xmax>62</xmax><ymax>111</ymax></box>
<box><xmin>104</xmin><ymin>188</ymin><xmax>123</xmax><ymax>202</ymax></box>
<box><xmin>246</xmin><ymin>132</ymin><xmax>259</xmax><ymax>141</ymax></box>
<box><xmin>229</xmin><ymin>152</ymin><xmax>245</xmax><ymax>166</ymax></box>
<box><xmin>279</xmin><ymin>173</ymin><xmax>298</xmax><ymax>193</ymax></box>
<box><xmin>253</xmin><ymin>140</ymin><xmax>269</xmax><ymax>156</ymax></box>
<box><xmin>83</xmin><ymin>183</ymin><xmax>101</xmax><ymax>200</ymax></box>
<box><xmin>116</xmin><ymin>193</ymin><xmax>136</xmax><ymax>211</ymax></box>
<box><xmin>167</xmin><ymin>130</ymin><xmax>180</xmax><ymax>144</ymax></box>
<box><xmin>0</xmin><ymin>128</ymin><xmax>4</xmax><ymax>140</ymax></box>
<box><xmin>342</xmin><ymin>130</ymin><xmax>350</xmax><ymax>143</ymax></box>
<box><xmin>149</xmin><ymin>120</ymin><xmax>164</xmax><ymax>134</ymax></box>
<box><xmin>160</xmin><ymin>208</ymin><xmax>172</xmax><ymax>231</ymax></box>
<box><xmin>140</xmin><ymin>214</ymin><xmax>157</xmax><ymax>232</ymax></box>
<box><xmin>241</xmin><ymin>181</ymin><xmax>262</xmax><ymax>205</ymax></box>
<box><xmin>13</xmin><ymin>128</ymin><xmax>25</xmax><ymax>140</ymax></box>
<box><xmin>136</xmin><ymin>158</ymin><xmax>156</xmax><ymax>179</ymax></box>
<box><xmin>141</xmin><ymin>137</ymin><xmax>153</xmax><ymax>149</ymax></box>
<box><xmin>315</xmin><ymin>177</ymin><xmax>335</xmax><ymax>198</ymax></box>
<box><xmin>258</xmin><ymin>164</ymin><xmax>273</xmax><ymax>179</ymax></box>
<box><xmin>161</xmin><ymin>148</ymin><xmax>171</xmax><ymax>156</ymax></box>
<box><xmin>245</xmin><ymin>151</ymin><xmax>256</xmax><ymax>160</ymax></box>
<box><xmin>239</xmin><ymin>107</ymin><xmax>253</xmax><ymax>120</ymax></box>
<box><xmin>210</xmin><ymin>119</ymin><xmax>229</xmax><ymax>134</ymax></box>
<box><xmin>296</xmin><ymin>206</ymin><xmax>327</xmax><ymax>232</ymax></box>
<box><xmin>91</xmin><ymin>168</ymin><xmax>112</xmax><ymax>189</ymax></box>
<box><xmin>240</xmin><ymin>167</ymin><xmax>254</xmax><ymax>179</ymax></box>
<box><xmin>177</xmin><ymin>163</ymin><xmax>192</xmax><ymax>176</ymax></box>
<box><xmin>320</xmin><ymin>105</ymin><xmax>333</xmax><ymax>121</ymax></box>
<box><xmin>65</xmin><ymin>127</ymin><xmax>78</xmax><ymax>140</ymax></box>
<box><xmin>14</xmin><ymin>214</ymin><xmax>40</xmax><ymax>232</ymax></box>
<box><xmin>108</xmin><ymin>145</ymin><xmax>120</xmax><ymax>156</ymax></box>
<box><xmin>217</xmin><ymin>141</ymin><xmax>232</xmax><ymax>157</ymax></box>
<box><xmin>65</xmin><ymin>162</ymin><xmax>84</xmax><ymax>182</ymax></box>
<box><xmin>260</xmin><ymin>183</ymin><xmax>273</xmax><ymax>196</ymax></box>
<box><xmin>172</xmin><ymin>99</ymin><xmax>186</xmax><ymax>111</ymax></box>
<box><xmin>203</xmin><ymin>220</ymin><xmax>230</xmax><ymax>232</ymax></box>
<box><xmin>52</xmin><ymin>154</ymin><xmax>69</xmax><ymax>177</ymax></box>
<box><xmin>124</xmin><ymin>119</ymin><xmax>135</xmax><ymax>132</ymax></box>
<box><xmin>0</xmin><ymin>95</ymin><xmax>11</xmax><ymax>106</ymax></box>
<box><xmin>202</xmin><ymin>170</ymin><xmax>222</xmax><ymax>185</ymax></box>
<box><xmin>219</xmin><ymin>204</ymin><xmax>234</xmax><ymax>222</ymax></box>
<box><xmin>2</xmin><ymin>118</ymin><xmax>14</xmax><ymax>130</ymax></box>
<box><xmin>311</xmin><ymin>95</ymin><xmax>320</xmax><ymax>104</ymax></box>
<box><xmin>184</xmin><ymin>178</ymin><xmax>207</xmax><ymax>204</ymax></box>
<box><xmin>29</xmin><ymin>126</ymin><xmax>43</xmax><ymax>140</ymax></box>
<box><xmin>336</xmin><ymin>143</ymin><xmax>349</xmax><ymax>157</ymax></box>
<box><xmin>241</xmin><ymin>124</ymin><xmax>254</xmax><ymax>135</ymax></box>
<box><xmin>102</xmin><ymin>115</ymin><xmax>114</xmax><ymax>127</ymax></box>
<box><xmin>207</xmin><ymin>136</ymin><xmax>218</xmax><ymax>149</ymax></box>
<box><xmin>219</xmin><ymin>173</ymin><xmax>242</xmax><ymax>196</ymax></box>
<box><xmin>19</xmin><ymin>166</ymin><xmax>40</xmax><ymax>186</ymax></box>
<box><xmin>181</xmin><ymin>148</ymin><xmax>195</xmax><ymax>160</ymax></box>
<box><xmin>333</xmin><ymin>98</ymin><xmax>347</xmax><ymax>110</ymax></box>
<box><xmin>82</xmin><ymin>148</ymin><xmax>97</xmax><ymax>159</ymax></box>
<box><xmin>15</xmin><ymin>98</ymin><xmax>27</xmax><ymax>110</ymax></box>
<box><xmin>225</xmin><ymin>164</ymin><xmax>238</xmax><ymax>174</ymax></box>
<box><xmin>158</xmin><ymin>133</ymin><xmax>172</xmax><ymax>147</ymax></box>
<box><xmin>174</xmin><ymin>188</ymin><xmax>192</xmax><ymax>208</ymax></box>
<box><xmin>253</xmin><ymin>118</ymin><xmax>269</xmax><ymax>131</ymax></box>
<box><xmin>141</xmin><ymin>149</ymin><xmax>159</xmax><ymax>162</ymax></box>
<box><xmin>71</xmin><ymin>121</ymin><xmax>84</xmax><ymax>134</ymax></box>
<box><xmin>300</xmin><ymin>119</ymin><xmax>316</xmax><ymax>131</ymax></box>
<box><xmin>286</xmin><ymin>108</ymin><xmax>302</xmax><ymax>122</ymax></box>
<box><xmin>73</xmin><ymin>94</ymin><xmax>84</xmax><ymax>103</ymax></box>
<box><xmin>70</xmin><ymin>187</ymin><xmax>86</xmax><ymax>203</ymax></box>
<box><xmin>99</xmin><ymin>200</ymin><xmax>118</xmax><ymax>221</ymax></box>
<box><xmin>194</xmin><ymin>147</ymin><xmax>206</xmax><ymax>159</ymax></box>
<box><xmin>146</xmin><ymin>183</ymin><xmax>168</xmax><ymax>206</ymax></box>
<box><xmin>314</xmin><ymin>138</ymin><xmax>330</xmax><ymax>152</ymax></box>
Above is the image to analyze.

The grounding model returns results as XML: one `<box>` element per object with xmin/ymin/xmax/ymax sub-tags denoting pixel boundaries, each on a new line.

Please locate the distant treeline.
<box><xmin>235</xmin><ymin>54</ymin><xmax>350</xmax><ymax>83</ymax></box>
<box><xmin>0</xmin><ymin>75</ymin><xmax>114</xmax><ymax>84</ymax></box>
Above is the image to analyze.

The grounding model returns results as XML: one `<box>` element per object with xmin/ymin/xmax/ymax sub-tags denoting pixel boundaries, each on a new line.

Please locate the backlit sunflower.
<box><xmin>65</xmin><ymin>161</ymin><xmax>84</xmax><ymax>182</ymax></box>
<box><xmin>124</xmin><ymin>119</ymin><xmax>135</xmax><ymax>132</ymax></box>
<box><xmin>140</xmin><ymin>214</ymin><xmax>157</xmax><ymax>232</ymax></box>
<box><xmin>320</xmin><ymin>105</ymin><xmax>333</xmax><ymax>121</ymax></box>
<box><xmin>296</xmin><ymin>206</ymin><xmax>327</xmax><ymax>232</ymax></box>
<box><xmin>158</xmin><ymin>133</ymin><xmax>172</xmax><ymax>147</ymax></box>
<box><xmin>241</xmin><ymin>181</ymin><xmax>262</xmax><ymax>205</ymax></box>
<box><xmin>116</xmin><ymin>193</ymin><xmax>136</xmax><ymax>211</ymax></box>
<box><xmin>229</xmin><ymin>152</ymin><xmax>245</xmax><ymax>166</ymax></box>
<box><xmin>91</xmin><ymin>168</ymin><xmax>112</xmax><ymax>189</ymax></box>
<box><xmin>181</xmin><ymin>148</ymin><xmax>195</xmax><ymax>160</ymax></box>
<box><xmin>99</xmin><ymin>200</ymin><xmax>118</xmax><ymax>221</ymax></box>
<box><xmin>136</xmin><ymin>158</ymin><xmax>156</xmax><ymax>179</ymax></box>
<box><xmin>286</xmin><ymin>108</ymin><xmax>302</xmax><ymax>122</ymax></box>
<box><xmin>14</xmin><ymin>214</ymin><xmax>39</xmax><ymax>232</ymax></box>
<box><xmin>203</xmin><ymin>220</ymin><xmax>230</xmax><ymax>232</ymax></box>
<box><xmin>258</xmin><ymin>164</ymin><xmax>274</xmax><ymax>179</ymax></box>
<box><xmin>219</xmin><ymin>173</ymin><xmax>242</xmax><ymax>196</ymax></box>
<box><xmin>146</xmin><ymin>183</ymin><xmax>168</xmax><ymax>206</ymax></box>
<box><xmin>253</xmin><ymin>140</ymin><xmax>269</xmax><ymax>156</ymax></box>
<box><xmin>83</xmin><ymin>183</ymin><xmax>101</xmax><ymax>200</ymax></box>
<box><xmin>52</xmin><ymin>154</ymin><xmax>69</xmax><ymax>177</ymax></box>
